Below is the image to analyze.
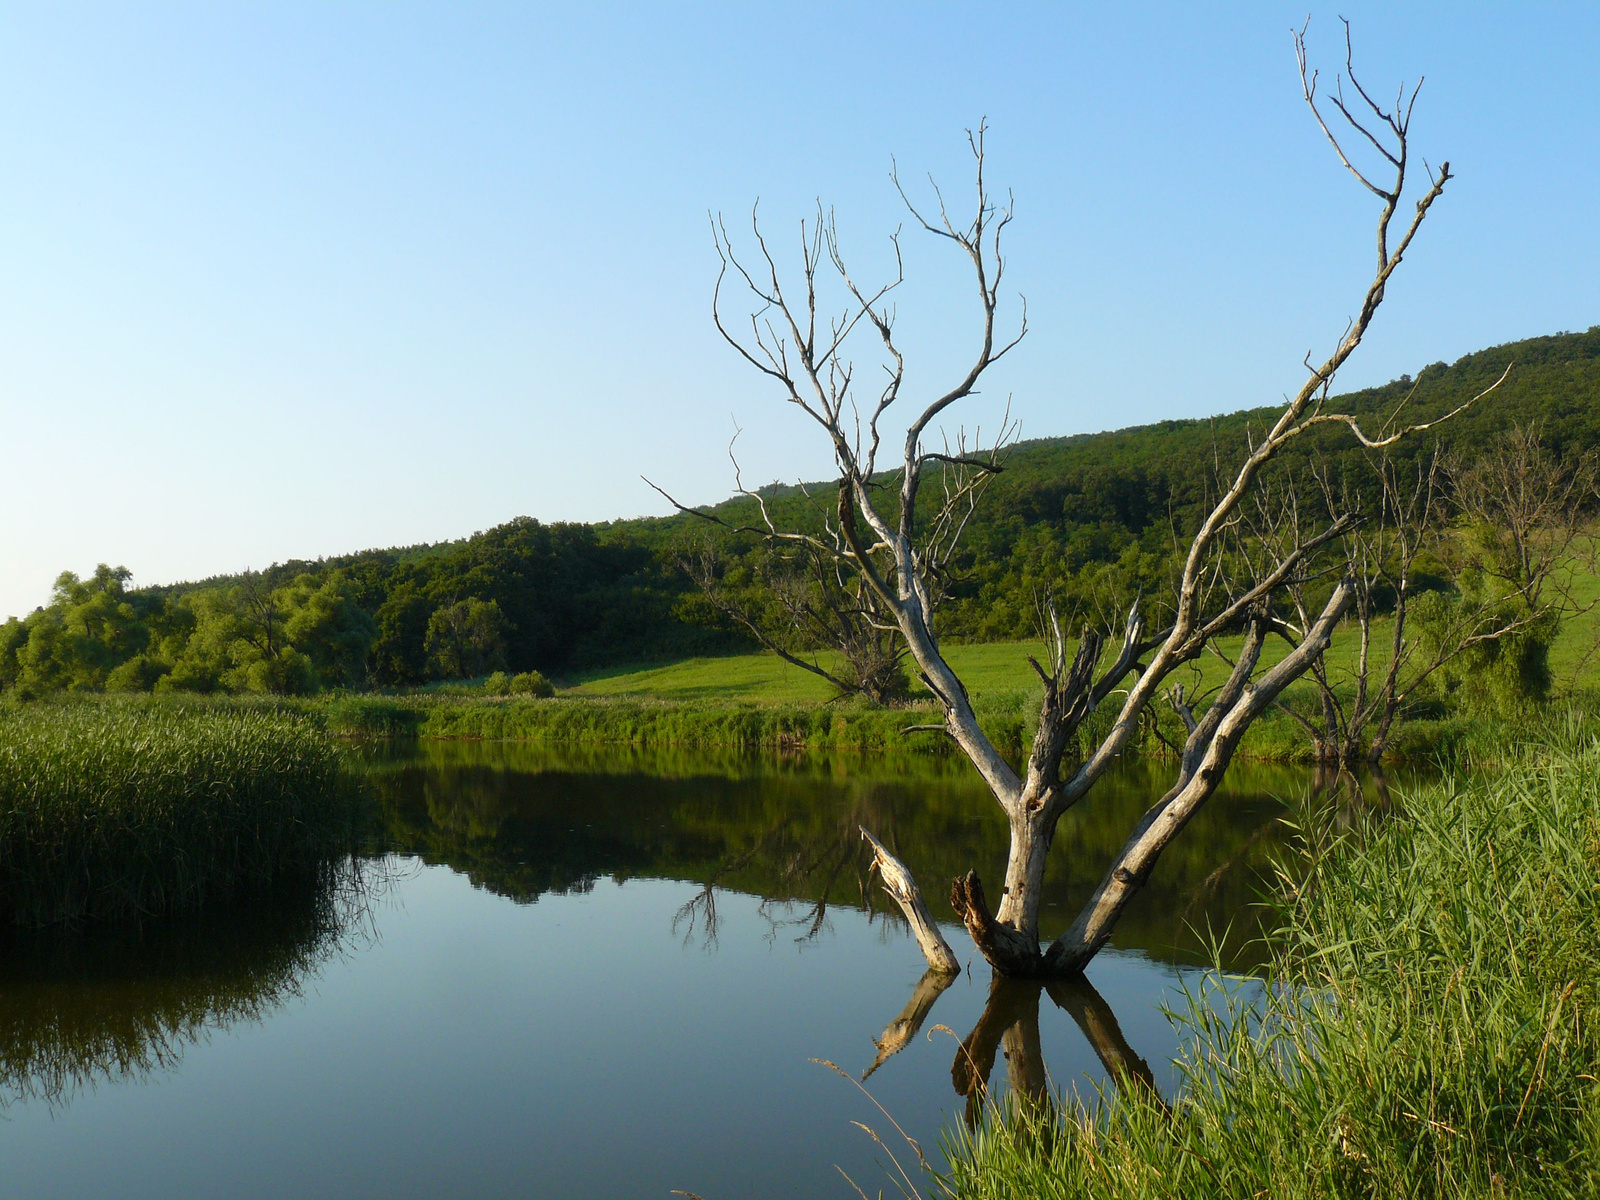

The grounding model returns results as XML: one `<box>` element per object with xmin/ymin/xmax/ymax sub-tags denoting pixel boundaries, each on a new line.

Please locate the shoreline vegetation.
<box><xmin>311</xmin><ymin>683</ymin><xmax>1588</xmax><ymax>770</ymax></box>
<box><xmin>13</xmin><ymin>673</ymin><xmax>1584</xmax><ymax>770</ymax></box>
<box><xmin>0</xmin><ymin>705</ymin><xmax>364</xmax><ymax>928</ymax></box>
<box><xmin>938</xmin><ymin>733</ymin><xmax>1600</xmax><ymax>1199</ymax></box>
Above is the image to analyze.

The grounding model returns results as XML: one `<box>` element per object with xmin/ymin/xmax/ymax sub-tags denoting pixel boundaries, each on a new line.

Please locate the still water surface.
<box><xmin>0</xmin><ymin>743</ymin><xmax>1323</xmax><ymax>1199</ymax></box>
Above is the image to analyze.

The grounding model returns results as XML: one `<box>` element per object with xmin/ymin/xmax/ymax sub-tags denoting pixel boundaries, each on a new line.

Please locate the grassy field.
<box><xmin>939</xmin><ymin>735</ymin><xmax>1600</xmax><ymax>1199</ymax></box>
<box><xmin>559</xmin><ymin>583</ymin><xmax>1600</xmax><ymax>709</ymax></box>
<box><xmin>562</xmin><ymin>640</ymin><xmax>1059</xmax><ymax>704</ymax></box>
<box><xmin>305</xmin><ymin>572</ymin><xmax>1600</xmax><ymax>764</ymax></box>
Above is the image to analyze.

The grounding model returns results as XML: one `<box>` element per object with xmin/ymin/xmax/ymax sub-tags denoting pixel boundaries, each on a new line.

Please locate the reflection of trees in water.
<box><xmin>365</xmin><ymin>748</ymin><xmax>1317</xmax><ymax>966</ymax></box>
<box><xmin>673</xmin><ymin>813</ymin><xmax>893</xmax><ymax>950</ymax></box>
<box><xmin>0</xmin><ymin>860</ymin><xmax>381</xmax><ymax>1109</ymax></box>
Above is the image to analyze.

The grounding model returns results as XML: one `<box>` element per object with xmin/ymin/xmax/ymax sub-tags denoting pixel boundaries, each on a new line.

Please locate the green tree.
<box><xmin>369</xmin><ymin>585</ymin><xmax>434</xmax><ymax>684</ymax></box>
<box><xmin>9</xmin><ymin>566</ymin><xmax>151</xmax><ymax>696</ymax></box>
<box><xmin>159</xmin><ymin>580</ymin><xmax>315</xmax><ymax>696</ymax></box>
<box><xmin>425</xmin><ymin>598</ymin><xmax>510</xmax><ymax>679</ymax></box>
<box><xmin>280</xmin><ymin>572</ymin><xmax>376</xmax><ymax>689</ymax></box>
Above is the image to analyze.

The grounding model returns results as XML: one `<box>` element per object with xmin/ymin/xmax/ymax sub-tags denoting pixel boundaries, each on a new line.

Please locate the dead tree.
<box><xmin>656</xmin><ymin>24</ymin><xmax>1502</xmax><ymax>979</ymax></box>
<box><xmin>1450</xmin><ymin>424</ymin><xmax>1600</xmax><ymax>621</ymax></box>
<box><xmin>677</xmin><ymin>540</ymin><xmax>910</xmax><ymax>703</ymax></box>
<box><xmin>1281</xmin><ymin>424</ymin><xmax>1597</xmax><ymax>765</ymax></box>
<box><xmin>1272</xmin><ymin>445</ymin><xmax>1456</xmax><ymax>768</ymax></box>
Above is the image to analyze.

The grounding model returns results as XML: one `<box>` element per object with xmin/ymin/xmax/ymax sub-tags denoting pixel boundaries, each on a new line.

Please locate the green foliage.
<box><xmin>104</xmin><ymin>654</ymin><xmax>170</xmax><ymax>693</ymax></box>
<box><xmin>425</xmin><ymin>597</ymin><xmax>509</xmax><ymax>678</ymax></box>
<box><xmin>480</xmin><ymin>668</ymin><xmax>555</xmax><ymax>698</ymax></box>
<box><xmin>0</xmin><ymin>701</ymin><xmax>365</xmax><ymax>926</ymax></box>
<box><xmin>2</xmin><ymin>567</ymin><xmax>155</xmax><ymax>698</ymax></box>
<box><xmin>278</xmin><ymin>574</ymin><xmax>376</xmax><ymax>688</ymax></box>
<box><xmin>943</xmin><ymin>744</ymin><xmax>1600</xmax><ymax>1199</ymax></box>
<box><xmin>509</xmin><ymin>670</ymin><xmax>554</xmax><ymax>697</ymax></box>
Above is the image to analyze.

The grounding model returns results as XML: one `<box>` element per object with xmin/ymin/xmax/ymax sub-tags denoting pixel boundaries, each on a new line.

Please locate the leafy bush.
<box><xmin>509</xmin><ymin>671</ymin><xmax>554</xmax><ymax>698</ymax></box>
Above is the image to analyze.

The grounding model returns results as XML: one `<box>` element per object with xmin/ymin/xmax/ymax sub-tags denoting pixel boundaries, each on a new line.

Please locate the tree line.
<box><xmin>3</xmin><ymin>326</ymin><xmax>1597</xmax><ymax>701</ymax></box>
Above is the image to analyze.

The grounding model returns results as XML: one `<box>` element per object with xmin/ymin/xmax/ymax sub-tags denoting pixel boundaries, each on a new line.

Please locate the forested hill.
<box><xmin>636</xmin><ymin>325</ymin><xmax>1600</xmax><ymax>640</ymax></box>
<box><xmin>4</xmin><ymin>326</ymin><xmax>1598</xmax><ymax>696</ymax></box>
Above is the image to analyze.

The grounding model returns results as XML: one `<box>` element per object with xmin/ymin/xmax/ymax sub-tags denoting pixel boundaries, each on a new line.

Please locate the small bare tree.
<box><xmin>1273</xmin><ymin>446</ymin><xmax>1470</xmax><ymax>767</ymax></box>
<box><xmin>677</xmin><ymin>539</ymin><xmax>911</xmax><ymax>703</ymax></box>
<box><xmin>1276</xmin><ymin>424</ymin><xmax>1596</xmax><ymax>766</ymax></box>
<box><xmin>658</xmin><ymin>24</ymin><xmax>1505</xmax><ymax>979</ymax></box>
<box><xmin>1451</xmin><ymin>424</ymin><xmax>1599</xmax><ymax>620</ymax></box>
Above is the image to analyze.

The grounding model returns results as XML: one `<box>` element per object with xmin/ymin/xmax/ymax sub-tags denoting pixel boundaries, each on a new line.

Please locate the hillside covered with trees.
<box><xmin>4</xmin><ymin>325</ymin><xmax>1597</xmax><ymax>699</ymax></box>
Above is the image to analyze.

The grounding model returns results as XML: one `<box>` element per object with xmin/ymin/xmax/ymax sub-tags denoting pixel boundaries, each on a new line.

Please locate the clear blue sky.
<box><xmin>2</xmin><ymin>3</ymin><xmax>1596</xmax><ymax>619</ymax></box>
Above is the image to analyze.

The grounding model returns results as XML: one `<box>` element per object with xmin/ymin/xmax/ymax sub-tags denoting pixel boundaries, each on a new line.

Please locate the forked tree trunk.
<box><xmin>933</xmin><ymin>584</ymin><xmax>1353</xmax><ymax>979</ymax></box>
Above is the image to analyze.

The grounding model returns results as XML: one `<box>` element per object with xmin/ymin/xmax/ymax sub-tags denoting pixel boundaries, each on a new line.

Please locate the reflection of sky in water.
<box><xmin>0</xmin><ymin>868</ymin><xmax>1224</xmax><ymax>1199</ymax></box>
<box><xmin>0</xmin><ymin>747</ymin><xmax>1318</xmax><ymax>1199</ymax></box>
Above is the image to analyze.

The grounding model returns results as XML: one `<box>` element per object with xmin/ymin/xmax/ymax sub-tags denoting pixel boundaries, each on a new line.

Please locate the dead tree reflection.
<box><xmin>758</xmin><ymin>836</ymin><xmax>860</xmax><ymax>947</ymax></box>
<box><xmin>944</xmin><ymin>973</ymin><xmax>1168</xmax><ymax>1128</ymax></box>
<box><xmin>862</xmin><ymin>967</ymin><xmax>958</xmax><ymax>1081</ymax></box>
<box><xmin>951</xmin><ymin>976</ymin><xmax>1049</xmax><ymax>1127</ymax></box>
<box><xmin>672</xmin><ymin>820</ymin><xmax>802</xmax><ymax>949</ymax></box>
<box><xmin>1043</xmin><ymin>977</ymin><xmax>1167</xmax><ymax>1113</ymax></box>
<box><xmin>673</xmin><ymin>803</ymin><xmax>897</xmax><ymax>951</ymax></box>
<box><xmin>1310</xmin><ymin>764</ymin><xmax>1393</xmax><ymax>813</ymax></box>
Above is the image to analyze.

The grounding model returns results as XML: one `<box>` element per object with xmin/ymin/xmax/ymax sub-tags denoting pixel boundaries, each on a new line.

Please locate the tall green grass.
<box><xmin>0</xmin><ymin>703</ymin><xmax>364</xmax><ymax>926</ymax></box>
<box><xmin>320</xmin><ymin>692</ymin><xmax>1043</xmax><ymax>758</ymax></box>
<box><xmin>943</xmin><ymin>744</ymin><xmax>1600</xmax><ymax>1198</ymax></box>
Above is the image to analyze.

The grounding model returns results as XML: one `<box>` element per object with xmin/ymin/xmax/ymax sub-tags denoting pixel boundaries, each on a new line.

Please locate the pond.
<box><xmin>0</xmin><ymin>742</ymin><xmax>1334</xmax><ymax>1199</ymax></box>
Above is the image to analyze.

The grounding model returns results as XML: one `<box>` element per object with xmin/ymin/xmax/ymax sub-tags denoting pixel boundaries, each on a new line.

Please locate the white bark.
<box><xmin>860</xmin><ymin>827</ymin><xmax>960</xmax><ymax>973</ymax></box>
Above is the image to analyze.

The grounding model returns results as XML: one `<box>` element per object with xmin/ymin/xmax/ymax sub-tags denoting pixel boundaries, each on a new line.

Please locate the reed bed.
<box><xmin>321</xmin><ymin>692</ymin><xmax>1032</xmax><ymax>755</ymax></box>
<box><xmin>0</xmin><ymin>703</ymin><xmax>363</xmax><ymax>926</ymax></box>
<box><xmin>943</xmin><ymin>744</ymin><xmax>1600</xmax><ymax>1198</ymax></box>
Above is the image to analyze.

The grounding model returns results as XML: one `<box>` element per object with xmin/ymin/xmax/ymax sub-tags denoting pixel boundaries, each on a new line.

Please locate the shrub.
<box><xmin>105</xmin><ymin>655</ymin><xmax>171</xmax><ymax>693</ymax></box>
<box><xmin>483</xmin><ymin>671</ymin><xmax>511</xmax><ymax>696</ymax></box>
<box><xmin>509</xmin><ymin>671</ymin><xmax>554</xmax><ymax>698</ymax></box>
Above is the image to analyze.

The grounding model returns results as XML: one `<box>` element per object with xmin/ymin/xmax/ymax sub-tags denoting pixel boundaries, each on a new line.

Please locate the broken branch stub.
<box><xmin>860</xmin><ymin>826</ymin><xmax>960</xmax><ymax>973</ymax></box>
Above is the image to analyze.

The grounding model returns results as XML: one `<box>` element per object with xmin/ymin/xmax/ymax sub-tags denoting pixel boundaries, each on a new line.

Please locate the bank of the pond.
<box><xmin>315</xmin><ymin>690</ymin><xmax>1542</xmax><ymax>767</ymax></box>
<box><xmin>321</xmin><ymin>692</ymin><xmax>1041</xmax><ymax>756</ymax></box>
<box><xmin>0</xmin><ymin>704</ymin><xmax>363</xmax><ymax>927</ymax></box>
<box><xmin>942</xmin><ymin>742</ymin><xmax>1600</xmax><ymax>1199</ymax></box>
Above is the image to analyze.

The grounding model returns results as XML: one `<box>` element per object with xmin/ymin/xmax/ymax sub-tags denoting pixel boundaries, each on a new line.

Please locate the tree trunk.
<box><xmin>948</xmin><ymin>803</ymin><xmax>1060</xmax><ymax>976</ymax></box>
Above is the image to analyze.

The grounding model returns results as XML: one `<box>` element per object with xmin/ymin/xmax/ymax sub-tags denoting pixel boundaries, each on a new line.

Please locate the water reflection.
<box><xmin>0</xmin><ymin>744</ymin><xmax>1384</xmax><ymax>1200</ymax></box>
<box><xmin>863</xmin><ymin>967</ymin><xmax>956</xmax><ymax>1080</ymax></box>
<box><xmin>0</xmin><ymin>861</ymin><xmax>376</xmax><ymax>1109</ymax></box>
<box><xmin>361</xmin><ymin>740</ymin><xmax>1309</xmax><ymax>965</ymax></box>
